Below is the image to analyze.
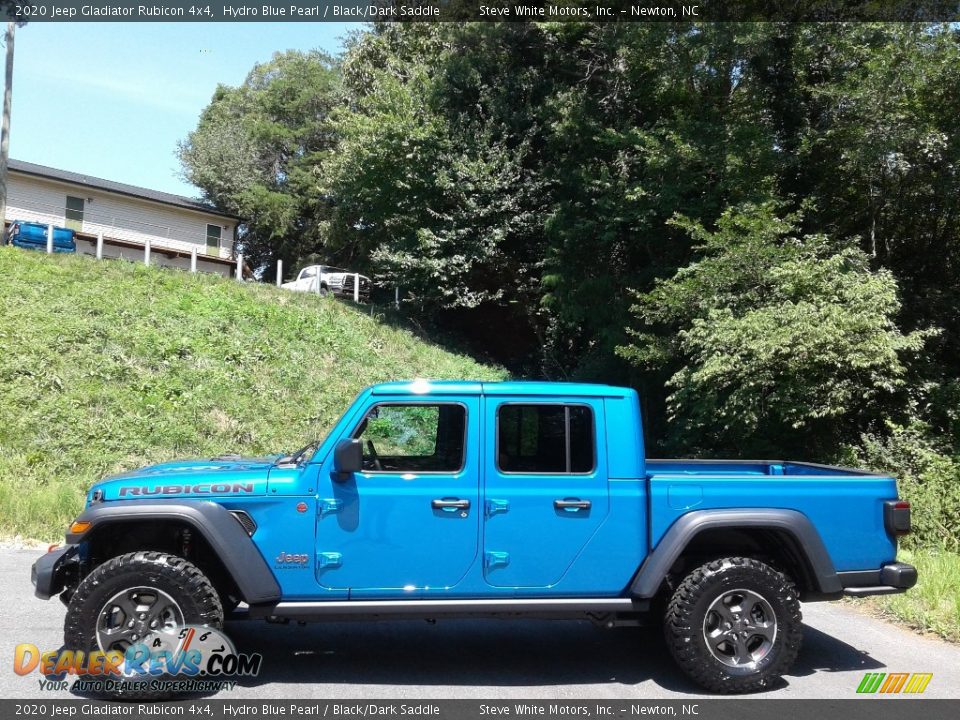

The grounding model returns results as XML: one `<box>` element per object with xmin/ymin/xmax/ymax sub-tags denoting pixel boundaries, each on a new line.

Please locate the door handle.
<box><xmin>432</xmin><ymin>498</ymin><xmax>471</xmax><ymax>511</ymax></box>
<box><xmin>554</xmin><ymin>498</ymin><xmax>591</xmax><ymax>511</ymax></box>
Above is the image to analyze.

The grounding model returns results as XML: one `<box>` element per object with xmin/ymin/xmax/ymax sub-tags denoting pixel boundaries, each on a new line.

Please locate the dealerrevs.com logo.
<box><xmin>14</xmin><ymin>625</ymin><xmax>262</xmax><ymax>693</ymax></box>
<box><xmin>856</xmin><ymin>672</ymin><xmax>933</xmax><ymax>694</ymax></box>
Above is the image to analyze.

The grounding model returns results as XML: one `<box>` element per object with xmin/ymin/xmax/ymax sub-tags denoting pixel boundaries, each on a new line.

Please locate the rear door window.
<box><xmin>497</xmin><ymin>404</ymin><xmax>594</xmax><ymax>474</ymax></box>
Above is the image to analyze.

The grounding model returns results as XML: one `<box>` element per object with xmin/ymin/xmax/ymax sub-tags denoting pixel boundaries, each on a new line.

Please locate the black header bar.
<box><xmin>1</xmin><ymin>700</ymin><xmax>960</xmax><ymax>720</ymax></box>
<box><xmin>2</xmin><ymin>1</ymin><xmax>960</xmax><ymax>23</ymax></box>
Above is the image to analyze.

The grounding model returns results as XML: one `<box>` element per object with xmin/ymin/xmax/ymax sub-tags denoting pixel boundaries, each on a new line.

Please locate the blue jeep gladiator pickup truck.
<box><xmin>32</xmin><ymin>380</ymin><xmax>916</xmax><ymax>693</ymax></box>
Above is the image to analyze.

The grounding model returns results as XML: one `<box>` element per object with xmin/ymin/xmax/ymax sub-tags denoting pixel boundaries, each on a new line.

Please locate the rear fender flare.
<box><xmin>630</xmin><ymin>508</ymin><xmax>841</xmax><ymax>598</ymax></box>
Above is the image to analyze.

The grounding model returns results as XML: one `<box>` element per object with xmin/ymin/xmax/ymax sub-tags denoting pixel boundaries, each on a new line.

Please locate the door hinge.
<box><xmin>484</xmin><ymin>551</ymin><xmax>510</xmax><ymax>570</ymax></box>
<box><xmin>318</xmin><ymin>498</ymin><xmax>343</xmax><ymax>517</ymax></box>
<box><xmin>485</xmin><ymin>499</ymin><xmax>509</xmax><ymax>517</ymax></box>
<box><xmin>316</xmin><ymin>552</ymin><xmax>343</xmax><ymax>569</ymax></box>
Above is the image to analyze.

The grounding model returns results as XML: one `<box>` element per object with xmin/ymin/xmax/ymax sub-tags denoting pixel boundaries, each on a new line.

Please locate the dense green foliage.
<box><xmin>180</xmin><ymin>25</ymin><xmax>960</xmax><ymax>503</ymax></box>
<box><xmin>0</xmin><ymin>248</ymin><xmax>503</xmax><ymax>539</ymax></box>
<box><xmin>618</xmin><ymin>204</ymin><xmax>932</xmax><ymax>457</ymax></box>
<box><xmin>846</xmin><ymin>424</ymin><xmax>960</xmax><ymax>553</ymax></box>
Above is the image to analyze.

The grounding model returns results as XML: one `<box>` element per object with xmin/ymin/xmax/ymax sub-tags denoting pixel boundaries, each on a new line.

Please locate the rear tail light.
<box><xmin>884</xmin><ymin>500</ymin><xmax>912</xmax><ymax>536</ymax></box>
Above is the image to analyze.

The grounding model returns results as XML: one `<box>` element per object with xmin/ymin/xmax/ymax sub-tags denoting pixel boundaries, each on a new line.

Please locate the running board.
<box><xmin>247</xmin><ymin>597</ymin><xmax>646</xmax><ymax>621</ymax></box>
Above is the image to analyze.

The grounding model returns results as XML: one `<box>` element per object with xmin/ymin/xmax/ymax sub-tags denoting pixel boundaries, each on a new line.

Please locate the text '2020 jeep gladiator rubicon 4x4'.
<box><xmin>33</xmin><ymin>381</ymin><xmax>917</xmax><ymax>693</ymax></box>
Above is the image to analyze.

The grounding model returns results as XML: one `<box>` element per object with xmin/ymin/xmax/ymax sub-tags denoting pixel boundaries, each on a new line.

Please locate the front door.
<box><xmin>483</xmin><ymin>398</ymin><xmax>608</xmax><ymax>588</ymax></box>
<box><xmin>315</xmin><ymin>396</ymin><xmax>480</xmax><ymax>593</ymax></box>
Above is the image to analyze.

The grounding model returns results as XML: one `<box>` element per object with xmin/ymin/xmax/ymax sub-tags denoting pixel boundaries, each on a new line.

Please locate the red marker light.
<box><xmin>296</xmin><ymin>502</ymin><xmax>308</xmax><ymax>513</ymax></box>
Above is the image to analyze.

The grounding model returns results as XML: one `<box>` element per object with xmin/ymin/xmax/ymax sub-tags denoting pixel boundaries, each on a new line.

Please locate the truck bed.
<box><xmin>644</xmin><ymin>458</ymin><xmax>896</xmax><ymax>572</ymax></box>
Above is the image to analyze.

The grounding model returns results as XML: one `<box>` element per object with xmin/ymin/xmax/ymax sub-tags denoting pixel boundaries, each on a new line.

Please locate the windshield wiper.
<box><xmin>275</xmin><ymin>439</ymin><xmax>320</xmax><ymax>466</ymax></box>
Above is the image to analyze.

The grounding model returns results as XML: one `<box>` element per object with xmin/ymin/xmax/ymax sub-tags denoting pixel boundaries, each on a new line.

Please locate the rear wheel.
<box><xmin>664</xmin><ymin>556</ymin><xmax>802</xmax><ymax>693</ymax></box>
<box><xmin>64</xmin><ymin>551</ymin><xmax>223</xmax><ymax>698</ymax></box>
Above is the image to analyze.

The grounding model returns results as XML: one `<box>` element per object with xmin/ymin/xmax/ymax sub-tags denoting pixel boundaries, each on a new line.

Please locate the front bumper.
<box><xmin>840</xmin><ymin>561</ymin><xmax>918</xmax><ymax>597</ymax></box>
<box><xmin>31</xmin><ymin>544</ymin><xmax>80</xmax><ymax>600</ymax></box>
<box><xmin>332</xmin><ymin>288</ymin><xmax>371</xmax><ymax>303</ymax></box>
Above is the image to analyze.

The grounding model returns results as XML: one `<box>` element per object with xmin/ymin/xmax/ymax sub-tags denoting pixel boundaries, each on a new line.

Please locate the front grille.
<box><xmin>342</xmin><ymin>276</ymin><xmax>370</xmax><ymax>293</ymax></box>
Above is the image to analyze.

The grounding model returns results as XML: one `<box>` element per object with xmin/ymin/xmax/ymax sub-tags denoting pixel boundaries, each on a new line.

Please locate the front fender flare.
<box><xmin>629</xmin><ymin>508</ymin><xmax>841</xmax><ymax>598</ymax></box>
<box><xmin>68</xmin><ymin>500</ymin><xmax>281</xmax><ymax>605</ymax></box>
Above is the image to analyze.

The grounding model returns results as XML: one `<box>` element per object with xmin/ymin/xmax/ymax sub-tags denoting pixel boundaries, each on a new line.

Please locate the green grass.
<box><xmin>851</xmin><ymin>548</ymin><xmax>960</xmax><ymax>643</ymax></box>
<box><xmin>0</xmin><ymin>248</ymin><xmax>505</xmax><ymax>540</ymax></box>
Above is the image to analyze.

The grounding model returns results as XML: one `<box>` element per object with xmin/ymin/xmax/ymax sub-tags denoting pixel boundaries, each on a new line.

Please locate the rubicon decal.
<box><xmin>119</xmin><ymin>482</ymin><xmax>255</xmax><ymax>496</ymax></box>
<box><xmin>856</xmin><ymin>672</ymin><xmax>933</xmax><ymax>694</ymax></box>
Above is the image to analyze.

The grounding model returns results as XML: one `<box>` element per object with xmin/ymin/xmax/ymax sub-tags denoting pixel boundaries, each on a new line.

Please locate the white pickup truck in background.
<box><xmin>281</xmin><ymin>264</ymin><xmax>371</xmax><ymax>303</ymax></box>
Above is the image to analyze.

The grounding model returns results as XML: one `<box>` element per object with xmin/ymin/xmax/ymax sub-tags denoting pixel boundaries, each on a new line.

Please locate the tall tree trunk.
<box><xmin>0</xmin><ymin>22</ymin><xmax>15</xmax><ymax>234</ymax></box>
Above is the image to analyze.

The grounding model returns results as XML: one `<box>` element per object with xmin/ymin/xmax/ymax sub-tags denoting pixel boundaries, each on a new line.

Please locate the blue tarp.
<box><xmin>5</xmin><ymin>220</ymin><xmax>76</xmax><ymax>253</ymax></box>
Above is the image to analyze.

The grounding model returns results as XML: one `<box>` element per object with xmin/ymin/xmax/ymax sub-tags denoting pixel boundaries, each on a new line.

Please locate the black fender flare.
<box><xmin>68</xmin><ymin>500</ymin><xmax>281</xmax><ymax>605</ymax></box>
<box><xmin>629</xmin><ymin>508</ymin><xmax>841</xmax><ymax>598</ymax></box>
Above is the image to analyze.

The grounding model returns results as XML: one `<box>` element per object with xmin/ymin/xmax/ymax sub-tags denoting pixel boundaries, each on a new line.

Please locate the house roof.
<box><xmin>8</xmin><ymin>159</ymin><xmax>241</xmax><ymax>221</ymax></box>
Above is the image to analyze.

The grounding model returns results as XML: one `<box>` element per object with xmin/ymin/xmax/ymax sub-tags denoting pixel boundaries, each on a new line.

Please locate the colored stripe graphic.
<box><xmin>856</xmin><ymin>672</ymin><xmax>932</xmax><ymax>694</ymax></box>
<box><xmin>880</xmin><ymin>673</ymin><xmax>909</xmax><ymax>693</ymax></box>
<box><xmin>903</xmin><ymin>673</ymin><xmax>933</xmax><ymax>694</ymax></box>
<box><xmin>857</xmin><ymin>672</ymin><xmax>885</xmax><ymax>693</ymax></box>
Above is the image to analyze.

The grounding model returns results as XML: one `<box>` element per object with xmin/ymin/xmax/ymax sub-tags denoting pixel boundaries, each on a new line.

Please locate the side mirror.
<box><xmin>332</xmin><ymin>439</ymin><xmax>362</xmax><ymax>482</ymax></box>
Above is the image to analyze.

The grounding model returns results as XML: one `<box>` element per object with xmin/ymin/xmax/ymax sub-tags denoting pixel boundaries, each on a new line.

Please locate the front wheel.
<box><xmin>664</xmin><ymin>557</ymin><xmax>802</xmax><ymax>694</ymax></box>
<box><xmin>64</xmin><ymin>551</ymin><xmax>223</xmax><ymax>698</ymax></box>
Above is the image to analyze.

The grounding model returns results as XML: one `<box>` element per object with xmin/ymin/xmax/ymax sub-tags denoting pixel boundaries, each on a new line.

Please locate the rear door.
<box><xmin>482</xmin><ymin>397</ymin><xmax>608</xmax><ymax>588</ymax></box>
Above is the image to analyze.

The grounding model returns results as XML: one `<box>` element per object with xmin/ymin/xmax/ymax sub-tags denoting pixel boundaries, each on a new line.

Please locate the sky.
<box><xmin>8</xmin><ymin>22</ymin><xmax>361</xmax><ymax>198</ymax></box>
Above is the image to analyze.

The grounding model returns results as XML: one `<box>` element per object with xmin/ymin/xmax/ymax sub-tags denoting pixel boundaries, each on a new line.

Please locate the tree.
<box><xmin>787</xmin><ymin>25</ymin><xmax>960</xmax><ymax>398</ymax></box>
<box><xmin>179</xmin><ymin>23</ymin><xmax>960</xmax><ymax>458</ymax></box>
<box><xmin>178</xmin><ymin>50</ymin><xmax>340</xmax><ymax>277</ymax></box>
<box><xmin>618</xmin><ymin>204</ymin><xmax>932</xmax><ymax>457</ymax></box>
<box><xmin>322</xmin><ymin>23</ymin><xmax>788</xmax><ymax>371</ymax></box>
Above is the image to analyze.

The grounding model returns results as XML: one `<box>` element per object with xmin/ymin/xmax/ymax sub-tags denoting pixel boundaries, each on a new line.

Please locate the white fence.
<box><xmin>27</xmin><ymin>222</ymin><xmax>247</xmax><ymax>282</ymax></box>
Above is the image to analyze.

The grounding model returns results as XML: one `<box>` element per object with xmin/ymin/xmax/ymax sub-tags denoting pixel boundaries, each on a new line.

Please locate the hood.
<box><xmin>87</xmin><ymin>454</ymin><xmax>281</xmax><ymax>504</ymax></box>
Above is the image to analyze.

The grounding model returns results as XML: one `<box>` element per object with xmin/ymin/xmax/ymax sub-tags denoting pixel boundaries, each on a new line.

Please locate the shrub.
<box><xmin>846</xmin><ymin>424</ymin><xmax>960</xmax><ymax>552</ymax></box>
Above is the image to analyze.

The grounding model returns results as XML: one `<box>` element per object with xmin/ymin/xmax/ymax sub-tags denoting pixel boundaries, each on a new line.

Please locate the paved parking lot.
<box><xmin>3</xmin><ymin>543</ymin><xmax>959</xmax><ymax>700</ymax></box>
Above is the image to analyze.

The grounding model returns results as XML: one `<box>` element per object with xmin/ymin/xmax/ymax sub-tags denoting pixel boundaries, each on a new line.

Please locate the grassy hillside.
<box><xmin>0</xmin><ymin>248</ymin><xmax>505</xmax><ymax>540</ymax></box>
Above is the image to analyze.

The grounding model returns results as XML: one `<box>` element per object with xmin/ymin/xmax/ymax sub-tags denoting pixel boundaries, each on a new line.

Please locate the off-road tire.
<box><xmin>664</xmin><ymin>556</ymin><xmax>802</xmax><ymax>694</ymax></box>
<box><xmin>64</xmin><ymin>551</ymin><xmax>223</xmax><ymax>699</ymax></box>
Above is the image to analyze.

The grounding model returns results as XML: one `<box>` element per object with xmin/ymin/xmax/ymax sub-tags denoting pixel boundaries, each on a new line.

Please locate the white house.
<box><xmin>3</xmin><ymin>159</ymin><xmax>241</xmax><ymax>276</ymax></box>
